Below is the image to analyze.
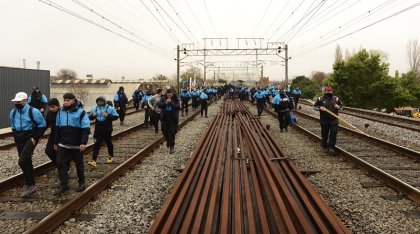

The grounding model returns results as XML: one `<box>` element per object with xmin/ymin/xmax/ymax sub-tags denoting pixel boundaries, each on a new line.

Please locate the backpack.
<box><xmin>13</xmin><ymin>106</ymin><xmax>36</xmax><ymax>127</ymax></box>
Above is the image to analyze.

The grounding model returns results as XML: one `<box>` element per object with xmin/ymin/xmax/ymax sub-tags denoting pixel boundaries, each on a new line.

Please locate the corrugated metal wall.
<box><xmin>0</xmin><ymin>67</ymin><xmax>50</xmax><ymax>128</ymax></box>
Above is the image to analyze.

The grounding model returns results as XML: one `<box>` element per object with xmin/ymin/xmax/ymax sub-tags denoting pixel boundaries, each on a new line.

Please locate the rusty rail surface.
<box><xmin>22</xmin><ymin>105</ymin><xmax>203</xmax><ymax>234</ymax></box>
<box><xmin>261</xmin><ymin>106</ymin><xmax>420</xmax><ymax>204</ymax></box>
<box><xmin>149</xmin><ymin>100</ymin><xmax>349</xmax><ymax>234</ymax></box>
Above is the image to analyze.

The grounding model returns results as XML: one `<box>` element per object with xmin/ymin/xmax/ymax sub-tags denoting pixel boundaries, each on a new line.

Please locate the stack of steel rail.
<box><xmin>149</xmin><ymin>100</ymin><xmax>349</xmax><ymax>234</ymax></box>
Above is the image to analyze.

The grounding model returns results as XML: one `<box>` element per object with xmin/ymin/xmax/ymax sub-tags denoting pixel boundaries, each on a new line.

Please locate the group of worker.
<box><xmin>257</xmin><ymin>85</ymin><xmax>341</xmax><ymax>153</ymax></box>
<box><xmin>9</xmin><ymin>83</ymin><xmax>341</xmax><ymax>199</ymax></box>
<box><xmin>9</xmin><ymin>85</ymin><xmax>185</xmax><ymax>198</ymax></box>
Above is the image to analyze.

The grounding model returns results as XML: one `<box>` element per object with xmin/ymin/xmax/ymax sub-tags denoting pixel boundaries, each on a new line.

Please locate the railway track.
<box><xmin>0</xmin><ymin>107</ymin><xmax>140</xmax><ymax>150</ymax></box>
<box><xmin>0</xmin><ymin>106</ymin><xmax>202</xmax><ymax>233</ymax></box>
<box><xmin>149</xmin><ymin>100</ymin><xmax>349</xmax><ymax>234</ymax></box>
<box><xmin>262</xmin><ymin>106</ymin><xmax>420</xmax><ymax>204</ymax></box>
<box><xmin>299</xmin><ymin>100</ymin><xmax>420</xmax><ymax>132</ymax></box>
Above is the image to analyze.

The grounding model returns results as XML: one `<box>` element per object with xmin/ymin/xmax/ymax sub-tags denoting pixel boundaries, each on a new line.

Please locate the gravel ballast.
<box><xmin>55</xmin><ymin>103</ymin><xmax>221</xmax><ymax>233</ymax></box>
<box><xmin>248</xmin><ymin>103</ymin><xmax>420</xmax><ymax>233</ymax></box>
<box><xmin>0</xmin><ymin>110</ymin><xmax>146</xmax><ymax>181</ymax></box>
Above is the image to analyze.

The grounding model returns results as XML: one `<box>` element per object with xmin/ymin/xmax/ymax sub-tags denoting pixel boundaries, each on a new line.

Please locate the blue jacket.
<box><xmin>272</xmin><ymin>94</ymin><xmax>292</xmax><ymax>112</ymax></box>
<box><xmin>191</xmin><ymin>90</ymin><xmax>200</xmax><ymax>97</ymax></box>
<box><xmin>28</xmin><ymin>93</ymin><xmax>48</xmax><ymax>110</ymax></box>
<box><xmin>10</xmin><ymin>104</ymin><xmax>46</xmax><ymax>142</ymax></box>
<box><xmin>199</xmin><ymin>92</ymin><xmax>208</xmax><ymax>101</ymax></box>
<box><xmin>89</xmin><ymin>104</ymin><xmax>119</xmax><ymax>128</ymax></box>
<box><xmin>54</xmin><ymin>104</ymin><xmax>90</xmax><ymax>146</ymax></box>
<box><xmin>180</xmin><ymin>90</ymin><xmax>191</xmax><ymax>100</ymax></box>
<box><xmin>253</xmin><ymin>91</ymin><xmax>266</xmax><ymax>100</ymax></box>
<box><xmin>157</xmin><ymin>95</ymin><xmax>180</xmax><ymax>122</ymax></box>
<box><xmin>114</xmin><ymin>91</ymin><xmax>128</xmax><ymax>107</ymax></box>
<box><xmin>292</xmin><ymin>89</ymin><xmax>301</xmax><ymax>96</ymax></box>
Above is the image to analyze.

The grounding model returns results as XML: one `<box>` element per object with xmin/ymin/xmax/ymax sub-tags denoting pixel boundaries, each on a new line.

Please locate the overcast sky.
<box><xmin>1</xmin><ymin>0</ymin><xmax>419</xmax><ymax>82</ymax></box>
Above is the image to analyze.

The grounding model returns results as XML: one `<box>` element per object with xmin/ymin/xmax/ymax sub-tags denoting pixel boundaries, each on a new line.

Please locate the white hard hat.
<box><xmin>11</xmin><ymin>92</ymin><xmax>28</xmax><ymax>102</ymax></box>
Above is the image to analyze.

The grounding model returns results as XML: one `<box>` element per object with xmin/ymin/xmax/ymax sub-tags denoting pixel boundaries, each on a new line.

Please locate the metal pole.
<box><xmin>261</xmin><ymin>65</ymin><xmax>263</xmax><ymax>79</ymax></box>
<box><xmin>285</xmin><ymin>44</ymin><xmax>289</xmax><ymax>84</ymax></box>
<box><xmin>203</xmin><ymin>49</ymin><xmax>207</xmax><ymax>84</ymax></box>
<box><xmin>177</xmin><ymin>45</ymin><xmax>180</xmax><ymax>95</ymax></box>
<box><xmin>23</xmin><ymin>59</ymin><xmax>26</xmax><ymax>69</ymax></box>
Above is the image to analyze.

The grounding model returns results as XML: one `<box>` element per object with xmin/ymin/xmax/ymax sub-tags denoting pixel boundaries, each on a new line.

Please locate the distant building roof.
<box><xmin>51</xmin><ymin>79</ymin><xmax>111</xmax><ymax>84</ymax></box>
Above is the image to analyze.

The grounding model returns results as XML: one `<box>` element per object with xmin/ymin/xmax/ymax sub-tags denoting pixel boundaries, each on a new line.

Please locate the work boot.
<box><xmin>76</xmin><ymin>183</ymin><xmax>85</xmax><ymax>192</ymax></box>
<box><xmin>54</xmin><ymin>185</ymin><xmax>69</xmax><ymax>195</ymax></box>
<box><xmin>106</xmin><ymin>157</ymin><xmax>113</xmax><ymax>164</ymax></box>
<box><xmin>20</xmin><ymin>185</ymin><xmax>38</xmax><ymax>198</ymax></box>
<box><xmin>328</xmin><ymin>148</ymin><xmax>336</xmax><ymax>154</ymax></box>
<box><xmin>88</xmin><ymin>160</ymin><xmax>97</xmax><ymax>167</ymax></box>
<box><xmin>322</xmin><ymin>147</ymin><xmax>329</xmax><ymax>153</ymax></box>
<box><xmin>169</xmin><ymin>147</ymin><xmax>175</xmax><ymax>154</ymax></box>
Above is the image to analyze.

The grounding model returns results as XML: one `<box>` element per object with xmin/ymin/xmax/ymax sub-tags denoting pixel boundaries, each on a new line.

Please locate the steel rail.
<box><xmin>262</xmin><ymin>107</ymin><xmax>420</xmax><ymax>204</ymax></box>
<box><xmin>23</xmin><ymin>107</ymin><xmax>202</xmax><ymax>234</ymax></box>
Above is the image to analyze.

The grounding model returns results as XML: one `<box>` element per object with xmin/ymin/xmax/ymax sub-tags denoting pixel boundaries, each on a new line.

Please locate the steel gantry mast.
<box><xmin>175</xmin><ymin>39</ymin><xmax>289</xmax><ymax>94</ymax></box>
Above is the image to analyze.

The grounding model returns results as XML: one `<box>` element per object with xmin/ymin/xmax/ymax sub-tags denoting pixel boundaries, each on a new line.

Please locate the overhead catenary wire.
<box><xmin>293</xmin><ymin>1</ymin><xmax>420</xmax><ymax>59</ymax></box>
<box><xmin>184</xmin><ymin>0</ymin><xmax>207</xmax><ymax>36</ymax></box>
<box><xmin>261</xmin><ymin>0</ymin><xmax>291</xmax><ymax>40</ymax></box>
<box><xmin>276</xmin><ymin>0</ymin><xmax>325</xmax><ymax>41</ymax></box>
<box><xmin>165</xmin><ymin>0</ymin><xmax>201</xmax><ymax>45</ymax></box>
<box><xmin>71</xmin><ymin>0</ymin><xmax>171</xmax><ymax>55</ymax></box>
<box><xmin>293</xmin><ymin>0</ymin><xmax>400</xmax><ymax>55</ymax></box>
<box><xmin>252</xmin><ymin>0</ymin><xmax>274</xmax><ymax>36</ymax></box>
<box><xmin>287</xmin><ymin>0</ymin><xmax>362</xmax><ymax>43</ymax></box>
<box><xmin>38</xmin><ymin>0</ymin><xmax>172</xmax><ymax>58</ymax></box>
<box><xmin>283</xmin><ymin>0</ymin><xmax>329</xmax><ymax>43</ymax></box>
<box><xmin>202</xmin><ymin>0</ymin><xmax>217</xmax><ymax>36</ymax></box>
<box><xmin>150</xmin><ymin>0</ymin><xmax>196</xmax><ymax>44</ymax></box>
<box><xmin>266</xmin><ymin>0</ymin><xmax>307</xmax><ymax>41</ymax></box>
<box><xmin>147</xmin><ymin>0</ymin><xmax>180</xmax><ymax>44</ymax></box>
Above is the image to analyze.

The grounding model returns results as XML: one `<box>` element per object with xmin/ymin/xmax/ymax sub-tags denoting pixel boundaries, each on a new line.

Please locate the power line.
<box><xmin>276</xmin><ymin>0</ymin><xmax>323</xmax><ymax>41</ymax></box>
<box><xmin>202</xmin><ymin>0</ymin><xmax>217</xmax><ymax>35</ymax></box>
<box><xmin>137</xmin><ymin>0</ymin><xmax>179</xmax><ymax>44</ymax></box>
<box><xmin>151</xmin><ymin>0</ymin><xmax>196</xmax><ymax>44</ymax></box>
<box><xmin>165</xmin><ymin>0</ymin><xmax>201</xmax><ymax>45</ymax></box>
<box><xmin>71</xmin><ymin>0</ymin><xmax>170</xmax><ymax>54</ymax></box>
<box><xmin>267</xmin><ymin>0</ymin><xmax>307</xmax><ymax>41</ymax></box>
<box><xmin>287</xmin><ymin>0</ymin><xmax>360</xmax><ymax>42</ymax></box>
<box><xmin>294</xmin><ymin>1</ymin><xmax>420</xmax><ymax>59</ymax></box>
<box><xmin>283</xmin><ymin>0</ymin><xmax>328</xmax><ymax>42</ymax></box>
<box><xmin>38</xmin><ymin>0</ymin><xmax>172</xmax><ymax>57</ymax></box>
<box><xmin>261</xmin><ymin>0</ymin><xmax>291</xmax><ymax>39</ymax></box>
<box><xmin>184</xmin><ymin>0</ymin><xmax>207</xmax><ymax>36</ymax></box>
<box><xmin>148</xmin><ymin>0</ymin><xmax>180</xmax><ymax>43</ymax></box>
<box><xmin>294</xmin><ymin>0</ymin><xmax>399</xmax><ymax>54</ymax></box>
<box><xmin>252</xmin><ymin>0</ymin><xmax>273</xmax><ymax>36</ymax></box>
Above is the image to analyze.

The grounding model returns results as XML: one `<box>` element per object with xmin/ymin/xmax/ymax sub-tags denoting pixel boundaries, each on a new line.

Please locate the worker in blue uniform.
<box><xmin>88</xmin><ymin>96</ymin><xmax>119</xmax><ymax>167</ymax></box>
<box><xmin>253</xmin><ymin>89</ymin><xmax>266</xmax><ymax>117</ymax></box>
<box><xmin>10</xmin><ymin>92</ymin><xmax>46</xmax><ymax>198</ymax></box>
<box><xmin>292</xmin><ymin>87</ymin><xmax>302</xmax><ymax>109</ymax></box>
<box><xmin>53</xmin><ymin>93</ymin><xmax>90</xmax><ymax>194</ymax></box>
<box><xmin>180</xmin><ymin>88</ymin><xmax>191</xmax><ymax>116</ymax></box>
<box><xmin>272</xmin><ymin>90</ymin><xmax>293</xmax><ymax>132</ymax></box>
<box><xmin>199</xmin><ymin>89</ymin><xmax>209</xmax><ymax>118</ymax></box>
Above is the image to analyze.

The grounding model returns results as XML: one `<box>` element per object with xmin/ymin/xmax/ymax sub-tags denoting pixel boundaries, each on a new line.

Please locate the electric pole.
<box><xmin>285</xmin><ymin>44</ymin><xmax>289</xmax><ymax>84</ymax></box>
<box><xmin>177</xmin><ymin>45</ymin><xmax>180</xmax><ymax>95</ymax></box>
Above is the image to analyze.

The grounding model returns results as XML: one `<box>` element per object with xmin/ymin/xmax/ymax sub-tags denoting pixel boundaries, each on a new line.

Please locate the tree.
<box><xmin>407</xmin><ymin>39</ymin><xmax>420</xmax><ymax>75</ymax></box>
<box><xmin>69</xmin><ymin>83</ymin><xmax>89</xmax><ymax>105</ymax></box>
<box><xmin>57</xmin><ymin>69</ymin><xmax>78</xmax><ymax>80</ymax></box>
<box><xmin>290</xmin><ymin>75</ymin><xmax>319</xmax><ymax>99</ymax></box>
<box><xmin>181</xmin><ymin>66</ymin><xmax>203</xmax><ymax>86</ymax></box>
<box><xmin>153</xmin><ymin>74</ymin><xmax>169</xmax><ymax>80</ymax></box>
<box><xmin>311</xmin><ymin>71</ymin><xmax>327</xmax><ymax>87</ymax></box>
<box><xmin>334</xmin><ymin>44</ymin><xmax>343</xmax><ymax>63</ymax></box>
<box><xmin>330</xmin><ymin>49</ymin><xmax>415</xmax><ymax>110</ymax></box>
